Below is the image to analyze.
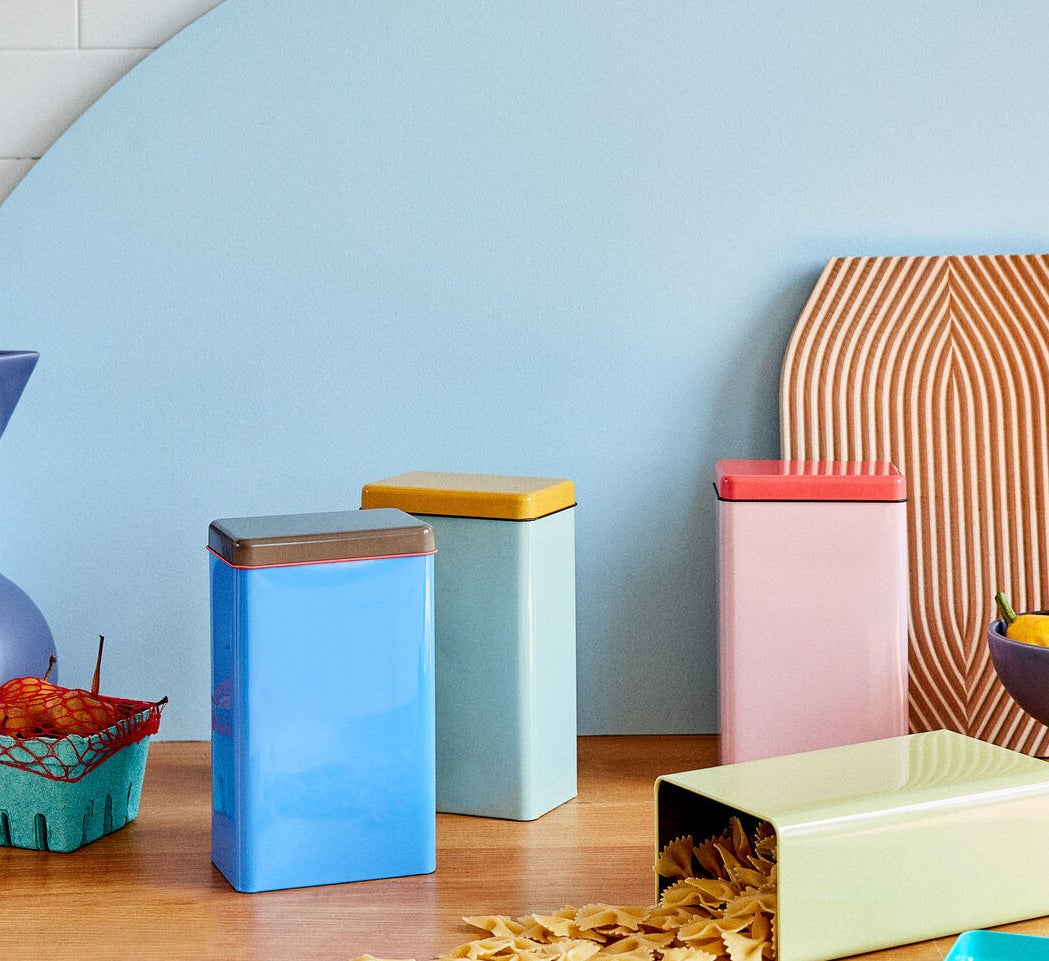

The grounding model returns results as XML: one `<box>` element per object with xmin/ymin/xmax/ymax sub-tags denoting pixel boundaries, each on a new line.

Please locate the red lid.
<box><xmin>715</xmin><ymin>460</ymin><xmax>906</xmax><ymax>502</ymax></box>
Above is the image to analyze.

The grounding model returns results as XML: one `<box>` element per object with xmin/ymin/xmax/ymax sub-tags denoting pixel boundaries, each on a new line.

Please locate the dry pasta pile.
<box><xmin>352</xmin><ymin>817</ymin><xmax>776</xmax><ymax>961</ymax></box>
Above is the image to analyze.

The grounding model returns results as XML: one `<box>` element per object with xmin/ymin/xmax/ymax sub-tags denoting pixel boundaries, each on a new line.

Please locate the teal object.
<box><xmin>947</xmin><ymin>931</ymin><xmax>1049</xmax><ymax>961</ymax></box>
<box><xmin>0</xmin><ymin>734</ymin><xmax>151</xmax><ymax>852</ymax></box>
<box><xmin>362</xmin><ymin>473</ymin><xmax>577</xmax><ymax>820</ymax></box>
<box><xmin>209</xmin><ymin>508</ymin><xmax>437</xmax><ymax>892</ymax></box>
<box><xmin>656</xmin><ymin>731</ymin><xmax>1049</xmax><ymax>961</ymax></box>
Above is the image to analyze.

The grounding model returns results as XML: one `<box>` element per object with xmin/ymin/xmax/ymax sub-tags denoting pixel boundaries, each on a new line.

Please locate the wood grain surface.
<box><xmin>0</xmin><ymin>737</ymin><xmax>1044</xmax><ymax>960</ymax></box>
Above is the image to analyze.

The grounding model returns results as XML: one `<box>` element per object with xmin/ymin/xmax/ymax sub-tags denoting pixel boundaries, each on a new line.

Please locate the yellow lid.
<box><xmin>361</xmin><ymin>471</ymin><xmax>576</xmax><ymax>520</ymax></box>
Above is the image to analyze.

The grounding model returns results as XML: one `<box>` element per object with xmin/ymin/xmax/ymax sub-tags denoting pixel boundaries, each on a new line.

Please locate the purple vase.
<box><xmin>0</xmin><ymin>351</ymin><xmax>57</xmax><ymax>684</ymax></box>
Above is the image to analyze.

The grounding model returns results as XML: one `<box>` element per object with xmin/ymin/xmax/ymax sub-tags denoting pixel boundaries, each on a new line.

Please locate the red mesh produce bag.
<box><xmin>0</xmin><ymin>676</ymin><xmax>165</xmax><ymax>782</ymax></box>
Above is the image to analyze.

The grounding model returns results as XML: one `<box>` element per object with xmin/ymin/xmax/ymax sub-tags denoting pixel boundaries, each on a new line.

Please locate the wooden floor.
<box><xmin>1</xmin><ymin>736</ymin><xmax>1047</xmax><ymax>960</ymax></box>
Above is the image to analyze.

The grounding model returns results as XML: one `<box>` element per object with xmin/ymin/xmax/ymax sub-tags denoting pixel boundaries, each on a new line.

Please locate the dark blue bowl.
<box><xmin>988</xmin><ymin>617</ymin><xmax>1049</xmax><ymax>727</ymax></box>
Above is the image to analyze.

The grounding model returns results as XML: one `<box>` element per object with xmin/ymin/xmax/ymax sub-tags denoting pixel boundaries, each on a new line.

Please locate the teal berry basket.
<box><xmin>0</xmin><ymin>698</ymin><xmax>164</xmax><ymax>852</ymax></box>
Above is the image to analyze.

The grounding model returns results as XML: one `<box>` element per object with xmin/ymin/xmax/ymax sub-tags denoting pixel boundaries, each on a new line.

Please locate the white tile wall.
<box><xmin>0</xmin><ymin>0</ymin><xmax>77</xmax><ymax>49</ymax></box>
<box><xmin>80</xmin><ymin>0</ymin><xmax>225</xmax><ymax>50</ymax></box>
<box><xmin>0</xmin><ymin>158</ymin><xmax>33</xmax><ymax>199</ymax></box>
<box><xmin>0</xmin><ymin>0</ymin><xmax>223</xmax><ymax>205</ymax></box>
<box><xmin>0</xmin><ymin>48</ymin><xmax>149</xmax><ymax>155</ymax></box>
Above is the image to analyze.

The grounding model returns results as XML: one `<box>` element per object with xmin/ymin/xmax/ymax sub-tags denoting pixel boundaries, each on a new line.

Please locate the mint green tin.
<box><xmin>362</xmin><ymin>472</ymin><xmax>577</xmax><ymax>821</ymax></box>
<box><xmin>656</xmin><ymin>731</ymin><xmax>1049</xmax><ymax>961</ymax></box>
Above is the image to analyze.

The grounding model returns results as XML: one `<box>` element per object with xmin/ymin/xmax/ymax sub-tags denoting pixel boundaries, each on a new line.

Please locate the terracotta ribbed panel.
<box><xmin>780</xmin><ymin>254</ymin><xmax>1049</xmax><ymax>754</ymax></box>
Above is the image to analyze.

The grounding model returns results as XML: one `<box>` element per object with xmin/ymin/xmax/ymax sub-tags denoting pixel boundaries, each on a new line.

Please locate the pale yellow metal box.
<box><xmin>656</xmin><ymin>731</ymin><xmax>1049</xmax><ymax>961</ymax></box>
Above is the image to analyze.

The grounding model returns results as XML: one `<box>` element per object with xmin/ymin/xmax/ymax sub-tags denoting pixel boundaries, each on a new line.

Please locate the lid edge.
<box><xmin>208</xmin><ymin>508</ymin><xmax>435</xmax><ymax>566</ymax></box>
<box><xmin>362</xmin><ymin>474</ymin><xmax>576</xmax><ymax>520</ymax></box>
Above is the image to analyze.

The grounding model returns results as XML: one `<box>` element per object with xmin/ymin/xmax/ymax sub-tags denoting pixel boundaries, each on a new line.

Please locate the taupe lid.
<box><xmin>208</xmin><ymin>508</ymin><xmax>435</xmax><ymax>568</ymax></box>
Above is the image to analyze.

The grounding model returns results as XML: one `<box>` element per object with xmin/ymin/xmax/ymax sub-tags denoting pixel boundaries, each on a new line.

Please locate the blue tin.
<box><xmin>209</xmin><ymin>508</ymin><xmax>436</xmax><ymax>892</ymax></box>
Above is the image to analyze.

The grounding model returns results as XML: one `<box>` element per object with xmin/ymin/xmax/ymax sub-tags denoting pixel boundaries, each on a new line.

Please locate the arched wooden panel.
<box><xmin>781</xmin><ymin>254</ymin><xmax>1049</xmax><ymax>754</ymax></box>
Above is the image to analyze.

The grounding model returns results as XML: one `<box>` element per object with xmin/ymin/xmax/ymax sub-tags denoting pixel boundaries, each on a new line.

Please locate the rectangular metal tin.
<box><xmin>656</xmin><ymin>732</ymin><xmax>1049</xmax><ymax>961</ymax></box>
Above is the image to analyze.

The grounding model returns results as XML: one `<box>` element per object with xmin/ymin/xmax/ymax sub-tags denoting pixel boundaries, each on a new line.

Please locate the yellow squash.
<box><xmin>996</xmin><ymin>592</ymin><xmax>1049</xmax><ymax>647</ymax></box>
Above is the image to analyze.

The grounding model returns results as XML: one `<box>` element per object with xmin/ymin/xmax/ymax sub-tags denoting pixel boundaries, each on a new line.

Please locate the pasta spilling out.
<box><xmin>352</xmin><ymin>817</ymin><xmax>777</xmax><ymax>961</ymax></box>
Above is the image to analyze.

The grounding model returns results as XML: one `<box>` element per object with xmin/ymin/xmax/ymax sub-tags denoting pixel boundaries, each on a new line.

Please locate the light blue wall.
<box><xmin>1</xmin><ymin>1</ymin><xmax>1047</xmax><ymax>739</ymax></box>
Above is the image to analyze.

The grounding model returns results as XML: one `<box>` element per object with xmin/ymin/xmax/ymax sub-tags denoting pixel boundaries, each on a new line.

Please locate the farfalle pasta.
<box><xmin>351</xmin><ymin>817</ymin><xmax>777</xmax><ymax>961</ymax></box>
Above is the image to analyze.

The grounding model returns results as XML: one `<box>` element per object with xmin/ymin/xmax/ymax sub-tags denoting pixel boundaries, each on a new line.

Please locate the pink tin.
<box><xmin>716</xmin><ymin>460</ymin><xmax>908</xmax><ymax>764</ymax></box>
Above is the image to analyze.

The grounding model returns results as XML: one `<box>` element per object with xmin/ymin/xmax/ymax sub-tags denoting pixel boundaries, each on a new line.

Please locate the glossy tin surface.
<box><xmin>715</xmin><ymin>459</ymin><xmax>906</xmax><ymax>502</ymax></box>
<box><xmin>717</xmin><ymin>475</ymin><xmax>908</xmax><ymax>763</ymax></box>
<box><xmin>656</xmin><ymin>731</ymin><xmax>1049</xmax><ymax>961</ymax></box>
<box><xmin>362</xmin><ymin>471</ymin><xmax>575</xmax><ymax>520</ymax></box>
<box><xmin>361</xmin><ymin>473</ymin><xmax>577</xmax><ymax>821</ymax></box>
<box><xmin>208</xmin><ymin>508</ymin><xmax>435</xmax><ymax>567</ymax></box>
<box><xmin>426</xmin><ymin>509</ymin><xmax>576</xmax><ymax>820</ymax></box>
<box><xmin>210</xmin><ymin>509</ymin><xmax>436</xmax><ymax>892</ymax></box>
